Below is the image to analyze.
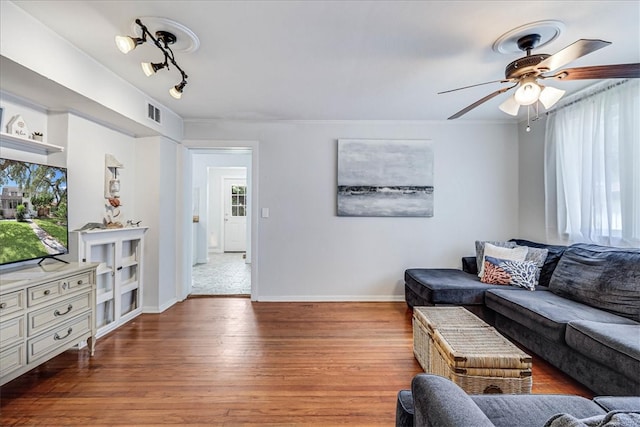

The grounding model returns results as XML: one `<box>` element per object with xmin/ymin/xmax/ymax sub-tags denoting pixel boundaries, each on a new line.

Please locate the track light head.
<box><xmin>141</xmin><ymin>61</ymin><xmax>167</xmax><ymax>77</ymax></box>
<box><xmin>170</xmin><ymin>81</ymin><xmax>187</xmax><ymax>99</ymax></box>
<box><xmin>115</xmin><ymin>35</ymin><xmax>144</xmax><ymax>54</ymax></box>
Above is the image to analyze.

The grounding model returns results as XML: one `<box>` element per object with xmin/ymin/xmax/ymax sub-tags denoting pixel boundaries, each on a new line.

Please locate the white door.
<box><xmin>223</xmin><ymin>178</ymin><xmax>247</xmax><ymax>252</ymax></box>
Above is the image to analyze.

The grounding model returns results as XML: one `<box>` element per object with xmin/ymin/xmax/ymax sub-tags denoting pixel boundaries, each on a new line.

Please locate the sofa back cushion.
<box><xmin>549</xmin><ymin>243</ymin><xmax>640</xmax><ymax>322</ymax></box>
<box><xmin>510</xmin><ymin>239</ymin><xmax>567</xmax><ymax>287</ymax></box>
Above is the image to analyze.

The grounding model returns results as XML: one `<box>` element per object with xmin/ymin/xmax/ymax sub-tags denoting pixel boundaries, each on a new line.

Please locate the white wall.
<box><xmin>184</xmin><ymin>120</ymin><xmax>519</xmax><ymax>301</ymax></box>
<box><xmin>135</xmin><ymin>136</ymin><xmax>179</xmax><ymax>313</ymax></box>
<box><xmin>65</xmin><ymin>113</ymin><xmax>137</xmax><ymax>231</ymax></box>
<box><xmin>518</xmin><ymin>117</ymin><xmax>548</xmax><ymax>242</ymax></box>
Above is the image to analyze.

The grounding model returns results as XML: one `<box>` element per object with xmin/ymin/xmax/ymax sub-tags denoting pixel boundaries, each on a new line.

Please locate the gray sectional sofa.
<box><xmin>396</xmin><ymin>374</ymin><xmax>640</xmax><ymax>427</ymax></box>
<box><xmin>403</xmin><ymin>239</ymin><xmax>640</xmax><ymax>396</ymax></box>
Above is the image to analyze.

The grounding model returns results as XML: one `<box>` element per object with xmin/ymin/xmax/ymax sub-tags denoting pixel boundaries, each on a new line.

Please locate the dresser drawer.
<box><xmin>27</xmin><ymin>313</ymin><xmax>92</xmax><ymax>363</ymax></box>
<box><xmin>27</xmin><ymin>281</ymin><xmax>62</xmax><ymax>307</ymax></box>
<box><xmin>62</xmin><ymin>272</ymin><xmax>92</xmax><ymax>292</ymax></box>
<box><xmin>0</xmin><ymin>343</ymin><xmax>26</xmax><ymax>378</ymax></box>
<box><xmin>28</xmin><ymin>293</ymin><xmax>92</xmax><ymax>336</ymax></box>
<box><xmin>0</xmin><ymin>290</ymin><xmax>26</xmax><ymax>318</ymax></box>
<box><xmin>0</xmin><ymin>315</ymin><xmax>25</xmax><ymax>348</ymax></box>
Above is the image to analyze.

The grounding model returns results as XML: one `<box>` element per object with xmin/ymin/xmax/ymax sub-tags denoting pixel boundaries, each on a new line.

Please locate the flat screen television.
<box><xmin>0</xmin><ymin>157</ymin><xmax>69</xmax><ymax>265</ymax></box>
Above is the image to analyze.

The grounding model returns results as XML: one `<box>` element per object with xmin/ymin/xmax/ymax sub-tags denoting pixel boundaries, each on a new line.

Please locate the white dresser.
<box><xmin>0</xmin><ymin>262</ymin><xmax>97</xmax><ymax>386</ymax></box>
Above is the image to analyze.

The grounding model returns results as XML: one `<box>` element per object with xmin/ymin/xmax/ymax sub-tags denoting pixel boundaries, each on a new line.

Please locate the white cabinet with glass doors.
<box><xmin>71</xmin><ymin>227</ymin><xmax>147</xmax><ymax>338</ymax></box>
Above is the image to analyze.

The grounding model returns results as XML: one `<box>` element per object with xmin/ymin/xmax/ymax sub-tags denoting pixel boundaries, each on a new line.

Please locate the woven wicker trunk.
<box><xmin>413</xmin><ymin>307</ymin><xmax>532</xmax><ymax>394</ymax></box>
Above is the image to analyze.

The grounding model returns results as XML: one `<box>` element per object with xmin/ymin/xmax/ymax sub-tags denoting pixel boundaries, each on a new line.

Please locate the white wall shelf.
<box><xmin>0</xmin><ymin>132</ymin><xmax>64</xmax><ymax>154</ymax></box>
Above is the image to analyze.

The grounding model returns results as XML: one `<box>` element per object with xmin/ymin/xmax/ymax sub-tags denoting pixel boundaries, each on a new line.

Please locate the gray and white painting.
<box><xmin>337</xmin><ymin>139</ymin><xmax>433</xmax><ymax>217</ymax></box>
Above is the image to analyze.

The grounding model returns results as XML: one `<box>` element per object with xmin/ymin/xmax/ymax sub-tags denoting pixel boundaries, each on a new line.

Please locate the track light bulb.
<box><xmin>514</xmin><ymin>76</ymin><xmax>541</xmax><ymax>106</ymax></box>
<box><xmin>170</xmin><ymin>81</ymin><xmax>187</xmax><ymax>99</ymax></box>
<box><xmin>141</xmin><ymin>62</ymin><xmax>166</xmax><ymax>77</ymax></box>
<box><xmin>115</xmin><ymin>35</ymin><xmax>143</xmax><ymax>54</ymax></box>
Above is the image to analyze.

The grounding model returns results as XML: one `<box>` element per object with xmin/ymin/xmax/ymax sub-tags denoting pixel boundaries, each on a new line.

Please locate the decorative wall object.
<box><xmin>6</xmin><ymin>114</ymin><xmax>29</xmax><ymax>138</ymax></box>
<box><xmin>337</xmin><ymin>139</ymin><xmax>434</xmax><ymax>217</ymax></box>
<box><xmin>104</xmin><ymin>154</ymin><xmax>124</xmax><ymax>228</ymax></box>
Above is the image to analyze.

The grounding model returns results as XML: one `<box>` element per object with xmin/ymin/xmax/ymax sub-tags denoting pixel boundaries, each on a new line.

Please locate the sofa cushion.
<box><xmin>510</xmin><ymin>239</ymin><xmax>567</xmax><ymax>287</ymax></box>
<box><xmin>565</xmin><ymin>320</ymin><xmax>640</xmax><ymax>380</ymax></box>
<box><xmin>412</xmin><ymin>374</ymin><xmax>494</xmax><ymax>427</ymax></box>
<box><xmin>405</xmin><ymin>268</ymin><xmax>527</xmax><ymax>306</ymax></box>
<box><xmin>485</xmin><ymin>288</ymin><xmax>637</xmax><ymax>343</ymax></box>
<box><xmin>472</xmin><ymin>394</ymin><xmax>606</xmax><ymax>427</ymax></box>
<box><xmin>475</xmin><ymin>240</ymin><xmax>517</xmax><ymax>273</ymax></box>
<box><xmin>481</xmin><ymin>256</ymin><xmax>539</xmax><ymax>290</ymax></box>
<box><xmin>594</xmin><ymin>396</ymin><xmax>640</xmax><ymax>412</ymax></box>
<box><xmin>479</xmin><ymin>243</ymin><xmax>528</xmax><ymax>278</ymax></box>
<box><xmin>549</xmin><ymin>243</ymin><xmax>640</xmax><ymax>322</ymax></box>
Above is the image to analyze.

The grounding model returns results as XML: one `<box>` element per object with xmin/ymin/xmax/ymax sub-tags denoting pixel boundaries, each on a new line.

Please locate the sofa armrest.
<box><xmin>462</xmin><ymin>256</ymin><xmax>478</xmax><ymax>275</ymax></box>
<box><xmin>411</xmin><ymin>374</ymin><xmax>494</xmax><ymax>427</ymax></box>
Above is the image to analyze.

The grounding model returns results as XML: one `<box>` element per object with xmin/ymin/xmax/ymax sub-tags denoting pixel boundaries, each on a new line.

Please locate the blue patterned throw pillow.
<box><xmin>480</xmin><ymin>256</ymin><xmax>538</xmax><ymax>290</ymax></box>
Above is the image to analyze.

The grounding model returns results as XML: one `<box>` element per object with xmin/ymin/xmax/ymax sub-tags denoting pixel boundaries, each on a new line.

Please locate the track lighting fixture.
<box><xmin>115</xmin><ymin>19</ymin><xmax>189</xmax><ymax>99</ymax></box>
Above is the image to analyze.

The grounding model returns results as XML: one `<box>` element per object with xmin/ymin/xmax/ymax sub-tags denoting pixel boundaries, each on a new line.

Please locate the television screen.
<box><xmin>0</xmin><ymin>158</ymin><xmax>68</xmax><ymax>265</ymax></box>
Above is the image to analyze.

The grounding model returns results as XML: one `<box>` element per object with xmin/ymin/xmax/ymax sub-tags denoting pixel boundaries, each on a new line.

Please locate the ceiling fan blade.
<box><xmin>438</xmin><ymin>79</ymin><xmax>511</xmax><ymax>94</ymax></box>
<box><xmin>537</xmin><ymin>39</ymin><xmax>611</xmax><ymax>72</ymax></box>
<box><xmin>545</xmin><ymin>63</ymin><xmax>640</xmax><ymax>80</ymax></box>
<box><xmin>448</xmin><ymin>84</ymin><xmax>518</xmax><ymax>120</ymax></box>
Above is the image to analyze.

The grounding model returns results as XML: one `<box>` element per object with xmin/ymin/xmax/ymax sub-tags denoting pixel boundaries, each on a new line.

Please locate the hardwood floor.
<box><xmin>1</xmin><ymin>298</ymin><xmax>593</xmax><ymax>426</ymax></box>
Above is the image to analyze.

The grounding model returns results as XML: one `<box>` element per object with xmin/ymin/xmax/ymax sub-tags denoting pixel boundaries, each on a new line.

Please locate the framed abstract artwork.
<box><xmin>337</xmin><ymin>139</ymin><xmax>434</xmax><ymax>217</ymax></box>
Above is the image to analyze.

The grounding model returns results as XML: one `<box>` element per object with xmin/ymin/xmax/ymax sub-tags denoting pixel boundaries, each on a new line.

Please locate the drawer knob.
<box><xmin>54</xmin><ymin>327</ymin><xmax>73</xmax><ymax>341</ymax></box>
<box><xmin>77</xmin><ymin>280</ymin><xmax>83</xmax><ymax>285</ymax></box>
<box><xmin>0</xmin><ymin>302</ymin><xmax>6</xmax><ymax>309</ymax></box>
<box><xmin>54</xmin><ymin>304</ymin><xmax>73</xmax><ymax>317</ymax></box>
<box><xmin>44</xmin><ymin>290</ymin><xmax>51</xmax><ymax>296</ymax></box>
<box><xmin>62</xmin><ymin>283</ymin><xmax>67</xmax><ymax>290</ymax></box>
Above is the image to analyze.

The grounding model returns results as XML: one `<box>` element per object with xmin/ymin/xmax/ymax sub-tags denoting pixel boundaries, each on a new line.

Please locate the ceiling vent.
<box><xmin>147</xmin><ymin>102</ymin><xmax>161</xmax><ymax>124</ymax></box>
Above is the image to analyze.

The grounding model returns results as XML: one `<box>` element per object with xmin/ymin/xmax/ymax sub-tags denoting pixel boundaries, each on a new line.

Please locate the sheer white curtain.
<box><xmin>544</xmin><ymin>79</ymin><xmax>640</xmax><ymax>247</ymax></box>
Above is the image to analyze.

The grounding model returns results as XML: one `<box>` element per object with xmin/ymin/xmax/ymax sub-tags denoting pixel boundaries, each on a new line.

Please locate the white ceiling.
<box><xmin>8</xmin><ymin>0</ymin><xmax>640</xmax><ymax>123</ymax></box>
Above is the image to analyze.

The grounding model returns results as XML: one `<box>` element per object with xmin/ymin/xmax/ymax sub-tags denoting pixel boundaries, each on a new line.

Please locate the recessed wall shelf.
<box><xmin>0</xmin><ymin>132</ymin><xmax>64</xmax><ymax>154</ymax></box>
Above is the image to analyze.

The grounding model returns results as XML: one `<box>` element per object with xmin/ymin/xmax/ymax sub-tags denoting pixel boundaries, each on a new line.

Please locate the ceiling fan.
<box><xmin>440</xmin><ymin>33</ymin><xmax>640</xmax><ymax>120</ymax></box>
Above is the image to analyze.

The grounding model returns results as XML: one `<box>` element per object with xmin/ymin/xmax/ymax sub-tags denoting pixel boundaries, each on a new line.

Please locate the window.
<box><xmin>545</xmin><ymin>79</ymin><xmax>639</xmax><ymax>247</ymax></box>
<box><xmin>230</xmin><ymin>185</ymin><xmax>246</xmax><ymax>217</ymax></box>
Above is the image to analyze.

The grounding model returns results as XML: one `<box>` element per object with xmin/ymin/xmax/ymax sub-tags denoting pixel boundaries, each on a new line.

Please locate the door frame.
<box><xmin>179</xmin><ymin>141</ymin><xmax>259</xmax><ymax>301</ymax></box>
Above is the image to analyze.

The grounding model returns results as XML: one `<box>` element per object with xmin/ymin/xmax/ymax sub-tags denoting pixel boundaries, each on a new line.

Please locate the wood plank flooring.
<box><xmin>0</xmin><ymin>298</ymin><xmax>593</xmax><ymax>426</ymax></box>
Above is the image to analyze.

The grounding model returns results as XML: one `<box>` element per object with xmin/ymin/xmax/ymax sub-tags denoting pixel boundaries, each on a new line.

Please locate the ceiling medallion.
<box><xmin>492</xmin><ymin>20</ymin><xmax>565</xmax><ymax>55</ymax></box>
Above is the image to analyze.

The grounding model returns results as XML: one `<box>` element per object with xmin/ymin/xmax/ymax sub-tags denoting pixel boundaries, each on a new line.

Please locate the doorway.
<box><xmin>187</xmin><ymin>148</ymin><xmax>254</xmax><ymax>297</ymax></box>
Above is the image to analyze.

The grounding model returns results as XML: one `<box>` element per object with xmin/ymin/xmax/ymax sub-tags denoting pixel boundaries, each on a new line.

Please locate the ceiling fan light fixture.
<box><xmin>115</xmin><ymin>35</ymin><xmax>143</xmax><ymax>54</ymax></box>
<box><xmin>539</xmin><ymin>85</ymin><xmax>566</xmax><ymax>109</ymax></box>
<box><xmin>514</xmin><ymin>76</ymin><xmax>541</xmax><ymax>105</ymax></box>
<box><xmin>499</xmin><ymin>95</ymin><xmax>521</xmax><ymax>116</ymax></box>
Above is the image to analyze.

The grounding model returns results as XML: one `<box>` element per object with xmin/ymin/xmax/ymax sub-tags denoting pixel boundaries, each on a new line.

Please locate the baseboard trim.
<box><xmin>255</xmin><ymin>295</ymin><xmax>405</xmax><ymax>302</ymax></box>
<box><xmin>143</xmin><ymin>297</ymin><xmax>179</xmax><ymax>314</ymax></box>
